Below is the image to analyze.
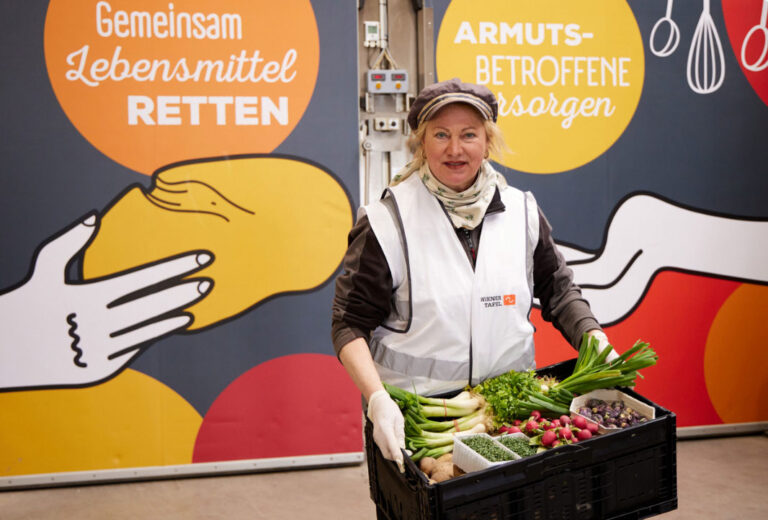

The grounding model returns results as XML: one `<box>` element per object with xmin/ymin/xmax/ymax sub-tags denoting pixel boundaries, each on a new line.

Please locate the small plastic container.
<box><xmin>570</xmin><ymin>389</ymin><xmax>656</xmax><ymax>434</ymax></box>
<box><xmin>453</xmin><ymin>432</ymin><xmax>519</xmax><ymax>473</ymax></box>
<box><xmin>497</xmin><ymin>432</ymin><xmax>538</xmax><ymax>458</ymax></box>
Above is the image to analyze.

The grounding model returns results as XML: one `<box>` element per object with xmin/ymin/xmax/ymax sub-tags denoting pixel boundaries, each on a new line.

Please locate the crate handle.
<box><xmin>525</xmin><ymin>443</ymin><xmax>592</xmax><ymax>479</ymax></box>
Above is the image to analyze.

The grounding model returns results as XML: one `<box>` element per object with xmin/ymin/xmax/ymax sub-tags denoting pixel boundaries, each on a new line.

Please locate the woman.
<box><xmin>332</xmin><ymin>78</ymin><xmax>613</xmax><ymax>471</ymax></box>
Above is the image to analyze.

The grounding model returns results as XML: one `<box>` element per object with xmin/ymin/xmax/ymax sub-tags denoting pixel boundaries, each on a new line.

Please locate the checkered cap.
<box><xmin>407</xmin><ymin>78</ymin><xmax>498</xmax><ymax>130</ymax></box>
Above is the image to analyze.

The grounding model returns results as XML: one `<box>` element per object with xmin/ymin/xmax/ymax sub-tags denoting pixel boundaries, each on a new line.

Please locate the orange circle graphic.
<box><xmin>704</xmin><ymin>284</ymin><xmax>768</xmax><ymax>423</ymax></box>
<box><xmin>44</xmin><ymin>0</ymin><xmax>319</xmax><ymax>175</ymax></box>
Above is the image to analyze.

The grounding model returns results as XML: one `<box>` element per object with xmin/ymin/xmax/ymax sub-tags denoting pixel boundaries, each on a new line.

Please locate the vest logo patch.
<box><xmin>480</xmin><ymin>294</ymin><xmax>516</xmax><ymax>308</ymax></box>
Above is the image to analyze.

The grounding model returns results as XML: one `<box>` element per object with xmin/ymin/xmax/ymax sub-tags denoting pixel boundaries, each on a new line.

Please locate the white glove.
<box><xmin>589</xmin><ymin>330</ymin><xmax>620</xmax><ymax>363</ymax></box>
<box><xmin>367</xmin><ymin>389</ymin><xmax>405</xmax><ymax>472</ymax></box>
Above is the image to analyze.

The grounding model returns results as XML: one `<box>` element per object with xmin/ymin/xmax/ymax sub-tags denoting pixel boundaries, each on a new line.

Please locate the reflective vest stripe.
<box><xmin>369</xmin><ymin>335</ymin><xmax>470</xmax><ymax>382</ymax></box>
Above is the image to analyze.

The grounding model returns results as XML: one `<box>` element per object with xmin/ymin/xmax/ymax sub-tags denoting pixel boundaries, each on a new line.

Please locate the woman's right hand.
<box><xmin>367</xmin><ymin>389</ymin><xmax>406</xmax><ymax>472</ymax></box>
<box><xmin>338</xmin><ymin>337</ymin><xmax>406</xmax><ymax>471</ymax></box>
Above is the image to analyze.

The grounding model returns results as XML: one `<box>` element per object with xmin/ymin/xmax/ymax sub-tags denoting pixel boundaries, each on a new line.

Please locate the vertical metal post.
<box><xmin>379</xmin><ymin>0</ymin><xmax>389</xmax><ymax>50</ymax></box>
<box><xmin>417</xmin><ymin>7</ymin><xmax>435</xmax><ymax>90</ymax></box>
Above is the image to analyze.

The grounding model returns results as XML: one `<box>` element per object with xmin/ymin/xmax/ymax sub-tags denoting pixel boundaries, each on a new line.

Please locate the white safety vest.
<box><xmin>361</xmin><ymin>174</ymin><xmax>539</xmax><ymax>396</ymax></box>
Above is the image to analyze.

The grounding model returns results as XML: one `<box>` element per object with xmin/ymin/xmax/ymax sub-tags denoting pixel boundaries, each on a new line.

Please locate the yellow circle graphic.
<box><xmin>0</xmin><ymin>369</ymin><xmax>201</xmax><ymax>476</ymax></box>
<box><xmin>437</xmin><ymin>0</ymin><xmax>645</xmax><ymax>173</ymax></box>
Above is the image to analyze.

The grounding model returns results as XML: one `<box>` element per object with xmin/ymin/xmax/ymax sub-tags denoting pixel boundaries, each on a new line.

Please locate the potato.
<box><xmin>432</xmin><ymin>461</ymin><xmax>453</xmax><ymax>476</ymax></box>
<box><xmin>431</xmin><ymin>468</ymin><xmax>453</xmax><ymax>483</ymax></box>
<box><xmin>436</xmin><ymin>453</ymin><xmax>453</xmax><ymax>463</ymax></box>
<box><xmin>419</xmin><ymin>456</ymin><xmax>437</xmax><ymax>476</ymax></box>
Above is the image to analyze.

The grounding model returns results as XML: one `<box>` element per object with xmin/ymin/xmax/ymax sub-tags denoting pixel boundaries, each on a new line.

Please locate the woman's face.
<box><xmin>422</xmin><ymin>103</ymin><xmax>489</xmax><ymax>192</ymax></box>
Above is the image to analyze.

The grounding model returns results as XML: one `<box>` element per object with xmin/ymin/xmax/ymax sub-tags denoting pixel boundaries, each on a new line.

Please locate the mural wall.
<box><xmin>0</xmin><ymin>0</ymin><xmax>362</xmax><ymax>482</ymax></box>
<box><xmin>1</xmin><ymin>0</ymin><xmax>766</xmax><ymax>486</ymax></box>
<box><xmin>429</xmin><ymin>0</ymin><xmax>768</xmax><ymax>429</ymax></box>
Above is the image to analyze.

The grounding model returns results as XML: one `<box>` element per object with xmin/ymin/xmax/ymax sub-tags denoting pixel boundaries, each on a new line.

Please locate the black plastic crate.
<box><xmin>366</xmin><ymin>359</ymin><xmax>677</xmax><ymax>520</ymax></box>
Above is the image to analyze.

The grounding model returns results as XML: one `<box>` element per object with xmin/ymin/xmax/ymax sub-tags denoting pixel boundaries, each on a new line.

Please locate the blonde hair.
<box><xmin>391</xmin><ymin>115</ymin><xmax>510</xmax><ymax>186</ymax></box>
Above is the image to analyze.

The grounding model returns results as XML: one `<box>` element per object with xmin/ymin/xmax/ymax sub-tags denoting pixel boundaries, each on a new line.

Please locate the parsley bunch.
<box><xmin>472</xmin><ymin>369</ymin><xmax>570</xmax><ymax>427</ymax></box>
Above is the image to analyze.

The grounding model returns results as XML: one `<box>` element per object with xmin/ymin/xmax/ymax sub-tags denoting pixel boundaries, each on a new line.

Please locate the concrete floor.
<box><xmin>1</xmin><ymin>434</ymin><xmax>766</xmax><ymax>519</ymax></box>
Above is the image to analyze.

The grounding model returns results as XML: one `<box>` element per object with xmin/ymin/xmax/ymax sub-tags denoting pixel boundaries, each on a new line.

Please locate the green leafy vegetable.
<box><xmin>470</xmin><ymin>334</ymin><xmax>658</xmax><ymax>423</ymax></box>
<box><xmin>383</xmin><ymin>334</ymin><xmax>658</xmax><ymax>461</ymax></box>
<box><xmin>472</xmin><ymin>369</ymin><xmax>570</xmax><ymax>426</ymax></box>
<box><xmin>383</xmin><ymin>383</ymin><xmax>490</xmax><ymax>461</ymax></box>
<box><xmin>553</xmin><ymin>336</ymin><xmax>659</xmax><ymax>395</ymax></box>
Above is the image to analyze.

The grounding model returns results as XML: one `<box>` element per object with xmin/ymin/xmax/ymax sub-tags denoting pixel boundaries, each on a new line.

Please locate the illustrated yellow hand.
<box><xmin>83</xmin><ymin>156</ymin><xmax>352</xmax><ymax>330</ymax></box>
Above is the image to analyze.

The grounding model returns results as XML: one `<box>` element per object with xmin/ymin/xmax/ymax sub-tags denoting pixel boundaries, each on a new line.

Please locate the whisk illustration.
<box><xmin>741</xmin><ymin>0</ymin><xmax>768</xmax><ymax>72</ymax></box>
<box><xmin>687</xmin><ymin>0</ymin><xmax>726</xmax><ymax>94</ymax></box>
<box><xmin>650</xmin><ymin>0</ymin><xmax>680</xmax><ymax>57</ymax></box>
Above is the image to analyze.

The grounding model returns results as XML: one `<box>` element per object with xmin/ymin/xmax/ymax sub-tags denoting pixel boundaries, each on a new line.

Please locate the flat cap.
<box><xmin>407</xmin><ymin>78</ymin><xmax>498</xmax><ymax>130</ymax></box>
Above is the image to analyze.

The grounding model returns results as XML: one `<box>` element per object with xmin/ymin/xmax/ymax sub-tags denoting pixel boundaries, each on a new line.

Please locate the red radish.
<box><xmin>577</xmin><ymin>429</ymin><xmax>593</xmax><ymax>441</ymax></box>
<box><xmin>507</xmin><ymin>426</ymin><xmax>522</xmax><ymax>434</ymax></box>
<box><xmin>541</xmin><ymin>430</ymin><xmax>557</xmax><ymax>447</ymax></box>
<box><xmin>513</xmin><ymin>419</ymin><xmax>522</xmax><ymax>426</ymax></box>
<box><xmin>530</xmin><ymin>410</ymin><xmax>542</xmax><ymax>420</ymax></box>
<box><xmin>572</xmin><ymin>415</ymin><xmax>588</xmax><ymax>429</ymax></box>
<box><xmin>551</xmin><ymin>419</ymin><xmax>561</xmax><ymax>428</ymax></box>
<box><xmin>498</xmin><ymin>426</ymin><xmax>511</xmax><ymax>434</ymax></box>
<box><xmin>586</xmin><ymin>422</ymin><xmax>599</xmax><ymax>434</ymax></box>
<box><xmin>552</xmin><ymin>440</ymin><xmax>562</xmax><ymax>448</ymax></box>
<box><xmin>542</xmin><ymin>422</ymin><xmax>555</xmax><ymax>431</ymax></box>
<box><xmin>525</xmin><ymin>420</ymin><xmax>539</xmax><ymax>433</ymax></box>
<box><xmin>558</xmin><ymin>427</ymin><xmax>572</xmax><ymax>440</ymax></box>
<box><xmin>560</xmin><ymin>415</ymin><xmax>571</xmax><ymax>426</ymax></box>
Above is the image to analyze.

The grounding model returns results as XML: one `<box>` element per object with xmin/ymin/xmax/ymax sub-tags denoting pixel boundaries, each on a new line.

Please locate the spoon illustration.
<box><xmin>650</xmin><ymin>0</ymin><xmax>680</xmax><ymax>57</ymax></box>
<box><xmin>741</xmin><ymin>0</ymin><xmax>768</xmax><ymax>72</ymax></box>
<box><xmin>687</xmin><ymin>0</ymin><xmax>726</xmax><ymax>94</ymax></box>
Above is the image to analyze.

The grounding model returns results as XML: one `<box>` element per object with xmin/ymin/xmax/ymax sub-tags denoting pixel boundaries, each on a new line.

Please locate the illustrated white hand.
<box><xmin>558</xmin><ymin>194</ymin><xmax>768</xmax><ymax>325</ymax></box>
<box><xmin>367</xmin><ymin>389</ymin><xmax>406</xmax><ymax>472</ymax></box>
<box><xmin>0</xmin><ymin>212</ymin><xmax>214</xmax><ymax>391</ymax></box>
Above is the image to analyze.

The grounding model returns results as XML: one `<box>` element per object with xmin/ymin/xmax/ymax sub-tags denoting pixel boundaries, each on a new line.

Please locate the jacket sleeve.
<box><xmin>331</xmin><ymin>213</ymin><xmax>394</xmax><ymax>357</ymax></box>
<box><xmin>533</xmin><ymin>208</ymin><xmax>601</xmax><ymax>349</ymax></box>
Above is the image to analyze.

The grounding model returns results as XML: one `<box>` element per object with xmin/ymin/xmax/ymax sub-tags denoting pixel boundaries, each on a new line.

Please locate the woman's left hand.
<box><xmin>587</xmin><ymin>329</ymin><xmax>620</xmax><ymax>363</ymax></box>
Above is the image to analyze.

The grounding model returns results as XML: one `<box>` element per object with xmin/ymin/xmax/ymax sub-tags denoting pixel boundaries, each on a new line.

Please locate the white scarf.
<box><xmin>418</xmin><ymin>160</ymin><xmax>507</xmax><ymax>230</ymax></box>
